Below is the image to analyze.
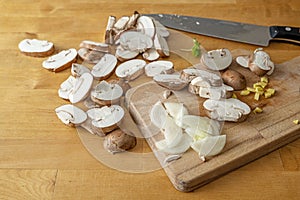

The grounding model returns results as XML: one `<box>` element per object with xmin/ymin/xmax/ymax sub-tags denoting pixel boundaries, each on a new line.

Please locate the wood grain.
<box><xmin>0</xmin><ymin>0</ymin><xmax>300</xmax><ymax>199</ymax></box>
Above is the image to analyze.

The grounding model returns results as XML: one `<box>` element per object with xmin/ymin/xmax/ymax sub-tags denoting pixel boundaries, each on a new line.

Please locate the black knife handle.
<box><xmin>270</xmin><ymin>26</ymin><xmax>300</xmax><ymax>44</ymax></box>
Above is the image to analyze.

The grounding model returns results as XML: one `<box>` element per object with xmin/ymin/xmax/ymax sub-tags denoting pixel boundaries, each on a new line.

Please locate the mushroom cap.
<box><xmin>103</xmin><ymin>129</ymin><xmax>137</xmax><ymax>154</ymax></box>
<box><xmin>91</xmin><ymin>80</ymin><xmax>123</xmax><ymax>102</ymax></box>
<box><xmin>201</xmin><ymin>48</ymin><xmax>232</xmax><ymax>71</ymax></box>
<box><xmin>87</xmin><ymin>105</ymin><xmax>125</xmax><ymax>128</ymax></box>
<box><xmin>55</xmin><ymin>104</ymin><xmax>87</xmax><ymax>126</ymax></box>
<box><xmin>221</xmin><ymin>69</ymin><xmax>246</xmax><ymax>90</ymax></box>
<box><xmin>91</xmin><ymin>54</ymin><xmax>117</xmax><ymax>80</ymax></box>
<box><xmin>145</xmin><ymin>60</ymin><xmax>174</xmax><ymax>77</ymax></box>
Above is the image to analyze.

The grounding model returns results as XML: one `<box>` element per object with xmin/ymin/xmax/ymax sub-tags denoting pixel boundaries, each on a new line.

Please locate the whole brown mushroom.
<box><xmin>221</xmin><ymin>69</ymin><xmax>246</xmax><ymax>90</ymax></box>
<box><xmin>103</xmin><ymin>129</ymin><xmax>137</xmax><ymax>154</ymax></box>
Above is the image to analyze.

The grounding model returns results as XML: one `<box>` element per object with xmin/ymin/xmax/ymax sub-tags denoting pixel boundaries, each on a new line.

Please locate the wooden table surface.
<box><xmin>1</xmin><ymin>0</ymin><xmax>300</xmax><ymax>199</ymax></box>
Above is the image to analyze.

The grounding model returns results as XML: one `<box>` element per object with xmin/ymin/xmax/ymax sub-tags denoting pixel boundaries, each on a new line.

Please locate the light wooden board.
<box><xmin>126</xmin><ymin>56</ymin><xmax>300</xmax><ymax>192</ymax></box>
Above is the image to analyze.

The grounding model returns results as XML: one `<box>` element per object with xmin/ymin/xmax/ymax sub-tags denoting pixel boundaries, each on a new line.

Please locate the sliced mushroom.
<box><xmin>71</xmin><ymin>63</ymin><xmax>91</xmax><ymax>77</ymax></box>
<box><xmin>103</xmin><ymin>129</ymin><xmax>137</xmax><ymax>154</ymax></box>
<box><xmin>153</xmin><ymin>74</ymin><xmax>188</xmax><ymax>90</ymax></box>
<box><xmin>79</xmin><ymin>40</ymin><xmax>110</xmax><ymax>53</ymax></box>
<box><xmin>115</xmin><ymin>59</ymin><xmax>146</xmax><ymax>81</ymax></box>
<box><xmin>126</xmin><ymin>11</ymin><xmax>140</xmax><ymax>29</ymax></box>
<box><xmin>113</xmin><ymin>16</ymin><xmax>130</xmax><ymax>31</ymax></box>
<box><xmin>77</xmin><ymin>48</ymin><xmax>105</xmax><ymax>64</ymax></box>
<box><xmin>87</xmin><ymin>105</ymin><xmax>124</xmax><ymax>134</ymax></box>
<box><xmin>115</xmin><ymin>45</ymin><xmax>139</xmax><ymax>62</ymax></box>
<box><xmin>180</xmin><ymin>68</ymin><xmax>223</xmax><ymax>85</ymax></box>
<box><xmin>201</xmin><ymin>48</ymin><xmax>232</xmax><ymax>71</ymax></box>
<box><xmin>18</xmin><ymin>38</ymin><xmax>55</xmax><ymax>57</ymax></box>
<box><xmin>105</xmin><ymin>15</ymin><xmax>116</xmax><ymax>44</ymax></box>
<box><xmin>108</xmin><ymin>79</ymin><xmax>131</xmax><ymax>94</ymax></box>
<box><xmin>42</xmin><ymin>48</ymin><xmax>77</xmax><ymax>72</ymax></box>
<box><xmin>145</xmin><ymin>60</ymin><xmax>174</xmax><ymax>77</ymax></box>
<box><xmin>119</xmin><ymin>31</ymin><xmax>153</xmax><ymax>53</ymax></box>
<box><xmin>136</xmin><ymin>16</ymin><xmax>156</xmax><ymax>39</ymax></box>
<box><xmin>58</xmin><ymin>73</ymin><xmax>93</xmax><ymax>104</ymax></box>
<box><xmin>189</xmin><ymin>76</ymin><xmax>233</xmax><ymax>99</ymax></box>
<box><xmin>91</xmin><ymin>54</ymin><xmax>117</xmax><ymax>80</ymax></box>
<box><xmin>236</xmin><ymin>48</ymin><xmax>275</xmax><ymax>76</ymax></box>
<box><xmin>142</xmin><ymin>48</ymin><xmax>160</xmax><ymax>61</ymax></box>
<box><xmin>221</xmin><ymin>69</ymin><xmax>246</xmax><ymax>90</ymax></box>
<box><xmin>203</xmin><ymin>98</ymin><xmax>251</xmax><ymax>122</ymax></box>
<box><xmin>154</xmin><ymin>33</ymin><xmax>169</xmax><ymax>57</ymax></box>
<box><xmin>191</xmin><ymin>135</ymin><xmax>226</xmax><ymax>161</ymax></box>
<box><xmin>90</xmin><ymin>80</ymin><xmax>123</xmax><ymax>106</ymax></box>
<box><xmin>55</xmin><ymin>104</ymin><xmax>87</xmax><ymax>127</ymax></box>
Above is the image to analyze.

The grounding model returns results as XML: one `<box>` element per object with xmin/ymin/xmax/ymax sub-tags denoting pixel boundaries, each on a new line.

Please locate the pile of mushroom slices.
<box><xmin>150</xmin><ymin>101</ymin><xmax>226</xmax><ymax>162</ymax></box>
<box><xmin>77</xmin><ymin>11</ymin><xmax>171</xmax><ymax>64</ymax></box>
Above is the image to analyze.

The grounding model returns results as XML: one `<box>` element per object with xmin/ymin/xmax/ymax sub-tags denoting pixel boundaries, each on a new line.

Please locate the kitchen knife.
<box><xmin>145</xmin><ymin>14</ymin><xmax>300</xmax><ymax>46</ymax></box>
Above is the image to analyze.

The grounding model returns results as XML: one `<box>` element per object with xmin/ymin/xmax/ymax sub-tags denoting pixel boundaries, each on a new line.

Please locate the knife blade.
<box><xmin>145</xmin><ymin>14</ymin><xmax>300</xmax><ymax>46</ymax></box>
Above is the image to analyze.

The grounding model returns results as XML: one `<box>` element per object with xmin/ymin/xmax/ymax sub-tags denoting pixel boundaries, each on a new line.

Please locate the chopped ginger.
<box><xmin>254</xmin><ymin>92</ymin><xmax>260</xmax><ymax>101</ymax></box>
<box><xmin>253</xmin><ymin>107</ymin><xmax>263</xmax><ymax>114</ymax></box>
<box><xmin>260</xmin><ymin>76</ymin><xmax>268</xmax><ymax>83</ymax></box>
<box><xmin>232</xmin><ymin>93</ymin><xmax>238</xmax><ymax>99</ymax></box>
<box><xmin>293</xmin><ymin>119</ymin><xmax>299</xmax><ymax>125</ymax></box>
<box><xmin>240</xmin><ymin>90</ymin><xmax>250</xmax><ymax>96</ymax></box>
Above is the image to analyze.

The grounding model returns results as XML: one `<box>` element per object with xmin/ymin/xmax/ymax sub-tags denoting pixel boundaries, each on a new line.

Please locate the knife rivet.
<box><xmin>285</xmin><ymin>27</ymin><xmax>292</xmax><ymax>31</ymax></box>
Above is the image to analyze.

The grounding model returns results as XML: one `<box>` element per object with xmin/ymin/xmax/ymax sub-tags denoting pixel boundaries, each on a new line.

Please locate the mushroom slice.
<box><xmin>91</xmin><ymin>54</ymin><xmax>117</xmax><ymax>80</ymax></box>
<box><xmin>115</xmin><ymin>59</ymin><xmax>146</xmax><ymax>81</ymax></box>
<box><xmin>119</xmin><ymin>31</ymin><xmax>153</xmax><ymax>52</ymax></box>
<box><xmin>136</xmin><ymin>16</ymin><xmax>156</xmax><ymax>39</ymax></box>
<box><xmin>55</xmin><ymin>104</ymin><xmax>87</xmax><ymax>126</ymax></box>
<box><xmin>87</xmin><ymin>105</ymin><xmax>124</xmax><ymax>134</ymax></box>
<box><xmin>181</xmin><ymin>115</ymin><xmax>221</xmax><ymax>137</ymax></box>
<box><xmin>113</xmin><ymin>16</ymin><xmax>130</xmax><ymax>31</ymax></box>
<box><xmin>150</xmin><ymin>101</ymin><xmax>168</xmax><ymax>129</ymax></box>
<box><xmin>201</xmin><ymin>48</ymin><xmax>232</xmax><ymax>71</ymax></box>
<box><xmin>71</xmin><ymin>63</ymin><xmax>90</xmax><ymax>77</ymax></box>
<box><xmin>236</xmin><ymin>48</ymin><xmax>275</xmax><ymax>76</ymax></box>
<box><xmin>42</xmin><ymin>48</ymin><xmax>77</xmax><ymax>72</ymax></box>
<box><xmin>145</xmin><ymin>61</ymin><xmax>174</xmax><ymax>77</ymax></box>
<box><xmin>250</xmin><ymin>48</ymin><xmax>275</xmax><ymax>76</ymax></box>
<box><xmin>58</xmin><ymin>73</ymin><xmax>93</xmax><ymax>104</ymax></box>
<box><xmin>115</xmin><ymin>45</ymin><xmax>139</xmax><ymax>62</ymax></box>
<box><xmin>155</xmin><ymin>134</ymin><xmax>192</xmax><ymax>154</ymax></box>
<box><xmin>191</xmin><ymin>135</ymin><xmax>226</xmax><ymax>161</ymax></box>
<box><xmin>189</xmin><ymin>77</ymin><xmax>233</xmax><ymax>99</ymax></box>
<box><xmin>153</xmin><ymin>74</ymin><xmax>188</xmax><ymax>90</ymax></box>
<box><xmin>142</xmin><ymin>48</ymin><xmax>160</xmax><ymax>61</ymax></box>
<box><xmin>18</xmin><ymin>39</ymin><xmax>54</xmax><ymax>57</ymax></box>
<box><xmin>154</xmin><ymin>33</ymin><xmax>169</xmax><ymax>57</ymax></box>
<box><xmin>105</xmin><ymin>15</ymin><xmax>116</xmax><ymax>44</ymax></box>
<box><xmin>103</xmin><ymin>129</ymin><xmax>137</xmax><ymax>154</ymax></box>
<box><xmin>79</xmin><ymin>40</ymin><xmax>110</xmax><ymax>53</ymax></box>
<box><xmin>91</xmin><ymin>80</ymin><xmax>123</xmax><ymax>106</ymax></box>
<box><xmin>126</xmin><ymin>11</ymin><xmax>140</xmax><ymax>29</ymax></box>
<box><xmin>203</xmin><ymin>98</ymin><xmax>251</xmax><ymax>122</ymax></box>
<box><xmin>77</xmin><ymin>48</ymin><xmax>105</xmax><ymax>64</ymax></box>
<box><xmin>152</xmin><ymin>19</ymin><xmax>170</xmax><ymax>38</ymax></box>
<box><xmin>180</xmin><ymin>68</ymin><xmax>222</xmax><ymax>85</ymax></box>
<box><xmin>163</xmin><ymin>102</ymin><xmax>188</xmax><ymax>127</ymax></box>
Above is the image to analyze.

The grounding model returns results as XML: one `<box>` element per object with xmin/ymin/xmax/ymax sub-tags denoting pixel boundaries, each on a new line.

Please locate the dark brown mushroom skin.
<box><xmin>221</xmin><ymin>69</ymin><xmax>246</xmax><ymax>90</ymax></box>
<box><xmin>103</xmin><ymin>129</ymin><xmax>137</xmax><ymax>154</ymax></box>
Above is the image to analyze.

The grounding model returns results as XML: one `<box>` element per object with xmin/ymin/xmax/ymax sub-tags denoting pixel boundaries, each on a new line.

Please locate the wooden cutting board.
<box><xmin>125</xmin><ymin>55</ymin><xmax>300</xmax><ymax>192</ymax></box>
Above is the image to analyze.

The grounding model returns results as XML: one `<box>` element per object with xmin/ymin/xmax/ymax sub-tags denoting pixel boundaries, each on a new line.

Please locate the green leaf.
<box><xmin>192</xmin><ymin>38</ymin><xmax>201</xmax><ymax>57</ymax></box>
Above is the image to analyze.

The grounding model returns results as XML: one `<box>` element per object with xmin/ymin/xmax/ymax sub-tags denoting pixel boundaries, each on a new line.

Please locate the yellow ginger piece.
<box><xmin>232</xmin><ymin>93</ymin><xmax>238</xmax><ymax>99</ymax></box>
<box><xmin>254</xmin><ymin>92</ymin><xmax>260</xmax><ymax>101</ymax></box>
<box><xmin>253</xmin><ymin>107</ymin><xmax>263</xmax><ymax>114</ymax></box>
<box><xmin>293</xmin><ymin>119</ymin><xmax>299</xmax><ymax>125</ymax></box>
<box><xmin>260</xmin><ymin>76</ymin><xmax>268</xmax><ymax>83</ymax></box>
<box><xmin>240</xmin><ymin>90</ymin><xmax>250</xmax><ymax>96</ymax></box>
